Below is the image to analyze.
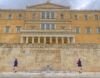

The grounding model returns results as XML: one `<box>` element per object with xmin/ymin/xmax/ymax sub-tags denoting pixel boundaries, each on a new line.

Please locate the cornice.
<box><xmin>0</xmin><ymin>9</ymin><xmax>26</xmax><ymax>11</ymax></box>
<box><xmin>0</xmin><ymin>9</ymin><xmax>100</xmax><ymax>12</ymax></box>
<box><xmin>70</xmin><ymin>10</ymin><xmax>100</xmax><ymax>12</ymax></box>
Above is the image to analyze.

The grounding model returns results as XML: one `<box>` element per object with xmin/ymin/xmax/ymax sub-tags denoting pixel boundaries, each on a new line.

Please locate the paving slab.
<box><xmin>0</xmin><ymin>72</ymin><xmax>100</xmax><ymax>78</ymax></box>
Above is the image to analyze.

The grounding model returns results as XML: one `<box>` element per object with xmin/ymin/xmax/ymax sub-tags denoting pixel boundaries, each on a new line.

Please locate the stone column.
<box><xmin>73</xmin><ymin>37</ymin><xmax>75</xmax><ymax>43</ymax></box>
<box><xmin>44</xmin><ymin>37</ymin><xmax>46</xmax><ymax>43</ymax></box>
<box><xmin>68</xmin><ymin>37</ymin><xmax>70</xmax><ymax>44</ymax></box>
<box><xmin>62</xmin><ymin>37</ymin><xmax>64</xmax><ymax>43</ymax></box>
<box><xmin>38</xmin><ymin>37</ymin><xmax>40</xmax><ymax>43</ymax></box>
<box><xmin>50</xmin><ymin>37</ymin><xmax>52</xmax><ymax>43</ymax></box>
<box><xmin>20</xmin><ymin>37</ymin><xmax>23</xmax><ymax>43</ymax></box>
<box><xmin>56</xmin><ymin>37</ymin><xmax>58</xmax><ymax>43</ymax></box>
<box><xmin>26</xmin><ymin>37</ymin><xmax>28</xmax><ymax>43</ymax></box>
<box><xmin>32</xmin><ymin>37</ymin><xmax>34</xmax><ymax>43</ymax></box>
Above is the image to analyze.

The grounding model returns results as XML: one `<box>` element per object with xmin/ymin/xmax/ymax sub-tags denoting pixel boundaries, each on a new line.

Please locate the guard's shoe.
<box><xmin>14</xmin><ymin>71</ymin><xmax>17</xmax><ymax>73</ymax></box>
<box><xmin>79</xmin><ymin>71</ymin><xmax>82</xmax><ymax>73</ymax></box>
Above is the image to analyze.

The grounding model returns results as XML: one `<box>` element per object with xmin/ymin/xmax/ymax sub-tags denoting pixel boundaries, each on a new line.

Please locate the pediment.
<box><xmin>26</xmin><ymin>2</ymin><xmax>70</xmax><ymax>9</ymax></box>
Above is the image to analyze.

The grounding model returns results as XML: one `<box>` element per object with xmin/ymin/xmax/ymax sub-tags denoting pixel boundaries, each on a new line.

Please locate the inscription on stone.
<box><xmin>36</xmin><ymin>50</ymin><xmax>60</xmax><ymax>63</ymax></box>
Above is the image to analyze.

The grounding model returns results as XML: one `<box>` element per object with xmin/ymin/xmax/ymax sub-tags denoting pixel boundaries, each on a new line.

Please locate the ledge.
<box><xmin>20</xmin><ymin>29</ymin><xmax>75</xmax><ymax>33</ymax></box>
<box><xmin>0</xmin><ymin>43</ymin><xmax>99</xmax><ymax>49</ymax></box>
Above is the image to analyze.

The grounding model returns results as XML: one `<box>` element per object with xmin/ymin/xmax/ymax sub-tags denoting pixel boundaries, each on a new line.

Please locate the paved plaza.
<box><xmin>0</xmin><ymin>71</ymin><xmax>100</xmax><ymax>78</ymax></box>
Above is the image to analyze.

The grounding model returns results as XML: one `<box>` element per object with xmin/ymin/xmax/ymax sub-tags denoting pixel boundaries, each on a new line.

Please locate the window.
<box><xmin>75</xmin><ymin>27</ymin><xmax>80</xmax><ymax>34</ymax></box>
<box><xmin>46</xmin><ymin>24</ymin><xmax>50</xmax><ymax>29</ymax></box>
<box><xmin>16</xmin><ymin>27</ymin><xmax>21</xmax><ymax>33</ymax></box>
<box><xmin>86</xmin><ymin>27</ymin><xmax>91</xmax><ymax>34</ymax></box>
<box><xmin>8</xmin><ymin>14</ymin><xmax>12</xmax><ymax>19</ymax></box>
<box><xmin>84</xmin><ymin>14</ymin><xmax>88</xmax><ymax>20</ymax></box>
<box><xmin>5</xmin><ymin>26</ymin><xmax>10</xmax><ymax>33</ymax></box>
<box><xmin>97</xmin><ymin>27</ymin><xmax>100</xmax><ymax>34</ymax></box>
<box><xmin>19</xmin><ymin>14</ymin><xmax>22</xmax><ymax>19</ymax></box>
<box><xmin>32</xmin><ymin>14</ymin><xmax>36</xmax><ymax>19</ymax></box>
<box><xmin>40</xmin><ymin>24</ymin><xmax>55</xmax><ymax>30</ymax></box>
<box><xmin>74</xmin><ymin>15</ymin><xmax>78</xmax><ymax>20</ymax></box>
<box><xmin>61</xmin><ymin>14</ymin><xmax>64</xmax><ymax>19</ymax></box>
<box><xmin>94</xmin><ymin>14</ymin><xmax>99</xmax><ymax>20</ymax></box>
<box><xmin>30</xmin><ymin>26</ymin><xmax>35</xmax><ymax>30</ymax></box>
<box><xmin>47</xmin><ymin>12</ymin><xmax>50</xmax><ymax>19</ymax></box>
<box><xmin>41</xmin><ymin>12</ymin><xmax>55</xmax><ymax>19</ymax></box>
<box><xmin>51</xmin><ymin>24</ymin><xmax>55</xmax><ymax>29</ymax></box>
<box><xmin>60</xmin><ymin>26</ymin><xmax>66</xmax><ymax>30</ymax></box>
<box><xmin>42</xmin><ymin>12</ymin><xmax>45</xmax><ymax>19</ymax></box>
<box><xmin>51</xmin><ymin>12</ymin><xmax>54</xmax><ymax>19</ymax></box>
<box><xmin>41</xmin><ymin>24</ymin><xmax>45</xmax><ymax>29</ymax></box>
<box><xmin>0</xmin><ymin>14</ymin><xmax>2</xmax><ymax>18</ymax></box>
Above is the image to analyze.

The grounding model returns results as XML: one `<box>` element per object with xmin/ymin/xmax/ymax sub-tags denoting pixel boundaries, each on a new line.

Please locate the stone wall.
<box><xmin>0</xmin><ymin>43</ymin><xmax>100</xmax><ymax>72</ymax></box>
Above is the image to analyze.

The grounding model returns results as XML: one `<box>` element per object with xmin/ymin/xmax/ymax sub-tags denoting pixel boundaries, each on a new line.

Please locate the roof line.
<box><xmin>26</xmin><ymin>2</ymin><xmax>70</xmax><ymax>9</ymax></box>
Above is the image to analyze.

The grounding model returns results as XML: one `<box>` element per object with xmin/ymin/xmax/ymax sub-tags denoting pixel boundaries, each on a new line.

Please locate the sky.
<box><xmin>0</xmin><ymin>0</ymin><xmax>100</xmax><ymax>10</ymax></box>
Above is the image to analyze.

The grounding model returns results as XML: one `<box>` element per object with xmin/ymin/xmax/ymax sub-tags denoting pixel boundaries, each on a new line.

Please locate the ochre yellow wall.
<box><xmin>75</xmin><ymin>34</ymin><xmax>100</xmax><ymax>43</ymax></box>
<box><xmin>56</xmin><ymin>11</ymin><xmax>69</xmax><ymax>20</ymax></box>
<box><xmin>56</xmin><ymin>24</ymin><xmax>70</xmax><ymax>30</ymax></box>
<box><xmin>71</xmin><ymin>11</ymin><xmax>100</xmax><ymax>43</ymax></box>
<box><xmin>26</xmin><ymin>23</ymin><xmax>70</xmax><ymax>30</ymax></box>
<box><xmin>0</xmin><ymin>20</ymin><xmax>25</xmax><ymax>33</ymax></box>
<box><xmin>26</xmin><ymin>24</ymin><xmax>40</xmax><ymax>30</ymax></box>
<box><xmin>0</xmin><ymin>34</ymin><xmax>21</xmax><ymax>43</ymax></box>
<box><xmin>0</xmin><ymin>11</ymin><xmax>26</xmax><ymax>20</ymax></box>
<box><xmin>0</xmin><ymin>9</ymin><xmax>100</xmax><ymax>43</ymax></box>
<box><xmin>27</xmin><ymin>11</ymin><xmax>40</xmax><ymax>20</ymax></box>
<box><xmin>0</xmin><ymin>11</ymin><xmax>26</xmax><ymax>43</ymax></box>
<box><xmin>26</xmin><ymin>11</ymin><xmax>69</xmax><ymax>20</ymax></box>
<box><xmin>26</xmin><ymin>11</ymin><xmax>70</xmax><ymax>30</ymax></box>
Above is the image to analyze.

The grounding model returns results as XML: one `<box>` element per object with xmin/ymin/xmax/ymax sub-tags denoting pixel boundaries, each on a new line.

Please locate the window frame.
<box><xmin>75</xmin><ymin>27</ymin><xmax>80</xmax><ymax>34</ymax></box>
<box><xmin>41</xmin><ymin>12</ymin><xmax>45</xmax><ymax>19</ymax></box>
<box><xmin>51</xmin><ymin>12</ymin><xmax>55</xmax><ymax>19</ymax></box>
<box><xmin>41</xmin><ymin>24</ymin><xmax>45</xmax><ymax>29</ymax></box>
<box><xmin>60</xmin><ymin>14</ymin><xmax>64</xmax><ymax>19</ymax></box>
<box><xmin>97</xmin><ymin>27</ymin><xmax>100</xmax><ymax>34</ymax></box>
<box><xmin>8</xmin><ymin>14</ymin><xmax>12</xmax><ymax>19</ymax></box>
<box><xmin>5</xmin><ymin>26</ymin><xmax>10</xmax><ymax>33</ymax></box>
<box><xmin>86</xmin><ymin>27</ymin><xmax>91</xmax><ymax>34</ymax></box>
<box><xmin>18</xmin><ymin>14</ymin><xmax>22</xmax><ymax>19</ymax></box>
<box><xmin>32</xmin><ymin>14</ymin><xmax>36</xmax><ymax>19</ymax></box>
<box><xmin>94</xmin><ymin>14</ymin><xmax>99</xmax><ymax>20</ymax></box>
<box><xmin>84</xmin><ymin>14</ymin><xmax>88</xmax><ymax>20</ymax></box>
<box><xmin>41</xmin><ymin>12</ymin><xmax>55</xmax><ymax>19</ymax></box>
<box><xmin>16</xmin><ymin>26</ymin><xmax>21</xmax><ymax>33</ymax></box>
<box><xmin>51</xmin><ymin>24</ymin><xmax>56</xmax><ymax>30</ymax></box>
<box><xmin>46</xmin><ymin>12</ymin><xmax>50</xmax><ymax>19</ymax></box>
<box><xmin>46</xmin><ymin>24</ymin><xmax>50</xmax><ymax>29</ymax></box>
<box><xmin>74</xmin><ymin>14</ymin><xmax>78</xmax><ymax>20</ymax></box>
<box><xmin>40</xmin><ymin>24</ymin><xmax>56</xmax><ymax>30</ymax></box>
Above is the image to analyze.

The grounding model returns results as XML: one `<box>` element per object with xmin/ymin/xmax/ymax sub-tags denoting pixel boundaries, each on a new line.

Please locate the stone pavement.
<box><xmin>0</xmin><ymin>71</ymin><xmax>100</xmax><ymax>78</ymax></box>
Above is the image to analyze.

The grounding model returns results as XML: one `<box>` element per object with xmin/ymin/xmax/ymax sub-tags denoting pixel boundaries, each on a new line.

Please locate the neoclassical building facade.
<box><xmin>0</xmin><ymin>2</ymin><xmax>100</xmax><ymax>44</ymax></box>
